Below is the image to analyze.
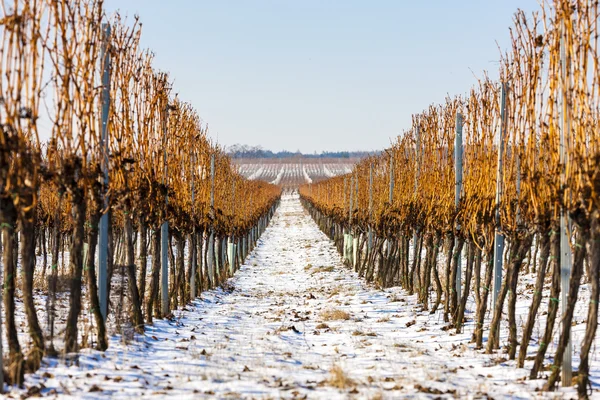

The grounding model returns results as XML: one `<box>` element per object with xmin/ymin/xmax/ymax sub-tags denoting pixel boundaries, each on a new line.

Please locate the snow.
<box><xmin>11</xmin><ymin>193</ymin><xmax>595</xmax><ymax>398</ymax></box>
<box><xmin>323</xmin><ymin>165</ymin><xmax>335</xmax><ymax>178</ymax></box>
<box><xmin>247</xmin><ymin>165</ymin><xmax>264</xmax><ymax>180</ymax></box>
<box><xmin>303</xmin><ymin>166</ymin><xmax>313</xmax><ymax>184</ymax></box>
<box><xmin>270</xmin><ymin>166</ymin><xmax>285</xmax><ymax>185</ymax></box>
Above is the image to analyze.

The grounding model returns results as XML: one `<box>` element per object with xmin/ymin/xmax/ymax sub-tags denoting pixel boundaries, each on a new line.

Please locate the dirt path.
<box><xmin>18</xmin><ymin>194</ymin><xmax>571</xmax><ymax>399</ymax></box>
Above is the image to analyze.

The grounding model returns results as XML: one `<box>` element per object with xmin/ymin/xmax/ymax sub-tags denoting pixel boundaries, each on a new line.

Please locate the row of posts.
<box><xmin>0</xmin><ymin>22</ymin><xmax>275</xmax><ymax>391</ymax></box>
<box><xmin>338</xmin><ymin>73</ymin><xmax>573</xmax><ymax>386</ymax></box>
<box><xmin>96</xmin><ymin>23</ymin><xmax>275</xmax><ymax>319</ymax></box>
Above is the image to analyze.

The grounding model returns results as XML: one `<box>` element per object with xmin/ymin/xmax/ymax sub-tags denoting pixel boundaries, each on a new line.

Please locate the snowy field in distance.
<box><xmin>234</xmin><ymin>158</ymin><xmax>357</xmax><ymax>186</ymax></box>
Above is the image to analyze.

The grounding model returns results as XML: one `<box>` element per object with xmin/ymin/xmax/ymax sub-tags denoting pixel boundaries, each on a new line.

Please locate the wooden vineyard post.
<box><xmin>388</xmin><ymin>153</ymin><xmax>394</xmax><ymax>260</ymax></box>
<box><xmin>559</xmin><ymin>18</ymin><xmax>573</xmax><ymax>387</ymax></box>
<box><xmin>368</xmin><ymin>163</ymin><xmax>373</xmax><ymax>255</ymax></box>
<box><xmin>454</xmin><ymin>112</ymin><xmax>464</xmax><ymax>301</ymax></box>
<box><xmin>389</xmin><ymin>153</ymin><xmax>394</xmax><ymax>204</ymax></box>
<box><xmin>229</xmin><ymin>180</ymin><xmax>236</xmax><ymax>275</ymax></box>
<box><xmin>493</xmin><ymin>83</ymin><xmax>508</xmax><ymax>312</ymax></box>
<box><xmin>342</xmin><ymin>177</ymin><xmax>349</xmax><ymax>263</ymax></box>
<box><xmin>413</xmin><ymin>125</ymin><xmax>421</xmax><ymax>273</ymax></box>
<box><xmin>353</xmin><ymin>173</ymin><xmax>359</xmax><ymax>270</ymax></box>
<box><xmin>190</xmin><ymin>151</ymin><xmax>197</xmax><ymax>299</ymax></box>
<box><xmin>249</xmin><ymin>195</ymin><xmax>254</xmax><ymax>253</ymax></box>
<box><xmin>347</xmin><ymin>175</ymin><xmax>354</xmax><ymax>266</ymax></box>
<box><xmin>207</xmin><ymin>153</ymin><xmax>216</xmax><ymax>287</ymax></box>
<box><xmin>161</xmin><ymin>103</ymin><xmax>170</xmax><ymax>318</ymax></box>
<box><xmin>98</xmin><ymin>23</ymin><xmax>111</xmax><ymax>321</ymax></box>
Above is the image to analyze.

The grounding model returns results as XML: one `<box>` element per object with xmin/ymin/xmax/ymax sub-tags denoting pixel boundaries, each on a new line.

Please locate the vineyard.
<box><xmin>235</xmin><ymin>159</ymin><xmax>357</xmax><ymax>186</ymax></box>
<box><xmin>2</xmin><ymin>0</ymin><xmax>600</xmax><ymax>398</ymax></box>
<box><xmin>301</xmin><ymin>0</ymin><xmax>600</xmax><ymax>396</ymax></box>
<box><xmin>0</xmin><ymin>0</ymin><xmax>279</xmax><ymax>391</ymax></box>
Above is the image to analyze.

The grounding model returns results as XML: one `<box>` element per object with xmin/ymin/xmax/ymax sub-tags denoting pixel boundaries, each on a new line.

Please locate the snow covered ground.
<box><xmin>12</xmin><ymin>193</ymin><xmax>593</xmax><ymax>399</ymax></box>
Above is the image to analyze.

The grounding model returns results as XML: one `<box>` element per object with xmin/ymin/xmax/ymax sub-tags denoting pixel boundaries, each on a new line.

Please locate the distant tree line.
<box><xmin>227</xmin><ymin>144</ymin><xmax>377</xmax><ymax>159</ymax></box>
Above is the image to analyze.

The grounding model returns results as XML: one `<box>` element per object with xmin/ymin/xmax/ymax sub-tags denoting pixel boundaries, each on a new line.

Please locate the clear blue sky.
<box><xmin>104</xmin><ymin>0</ymin><xmax>539</xmax><ymax>153</ymax></box>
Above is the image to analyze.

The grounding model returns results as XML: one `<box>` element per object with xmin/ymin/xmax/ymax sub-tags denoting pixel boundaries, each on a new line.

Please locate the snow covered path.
<box><xmin>20</xmin><ymin>194</ymin><xmax>577</xmax><ymax>399</ymax></box>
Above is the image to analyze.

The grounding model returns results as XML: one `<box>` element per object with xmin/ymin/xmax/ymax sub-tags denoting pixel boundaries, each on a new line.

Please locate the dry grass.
<box><xmin>189</xmin><ymin>346</ymin><xmax>211</xmax><ymax>360</ymax></box>
<box><xmin>315</xmin><ymin>323</ymin><xmax>330</xmax><ymax>329</ymax></box>
<box><xmin>274</xmin><ymin>308</ymin><xmax>285</xmax><ymax>316</ymax></box>
<box><xmin>306</xmin><ymin>265</ymin><xmax>335</xmax><ymax>275</ymax></box>
<box><xmin>319</xmin><ymin>266</ymin><xmax>335</xmax><ymax>273</ymax></box>
<box><xmin>352</xmin><ymin>330</ymin><xmax>377</xmax><ymax>337</ymax></box>
<box><xmin>328</xmin><ymin>364</ymin><xmax>354</xmax><ymax>389</ymax></box>
<box><xmin>389</xmin><ymin>296</ymin><xmax>405</xmax><ymax>303</ymax></box>
<box><xmin>320</xmin><ymin>308</ymin><xmax>350</xmax><ymax>321</ymax></box>
<box><xmin>328</xmin><ymin>286</ymin><xmax>341</xmax><ymax>297</ymax></box>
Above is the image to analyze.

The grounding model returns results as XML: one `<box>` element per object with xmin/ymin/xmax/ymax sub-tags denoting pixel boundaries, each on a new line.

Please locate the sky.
<box><xmin>103</xmin><ymin>0</ymin><xmax>540</xmax><ymax>153</ymax></box>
